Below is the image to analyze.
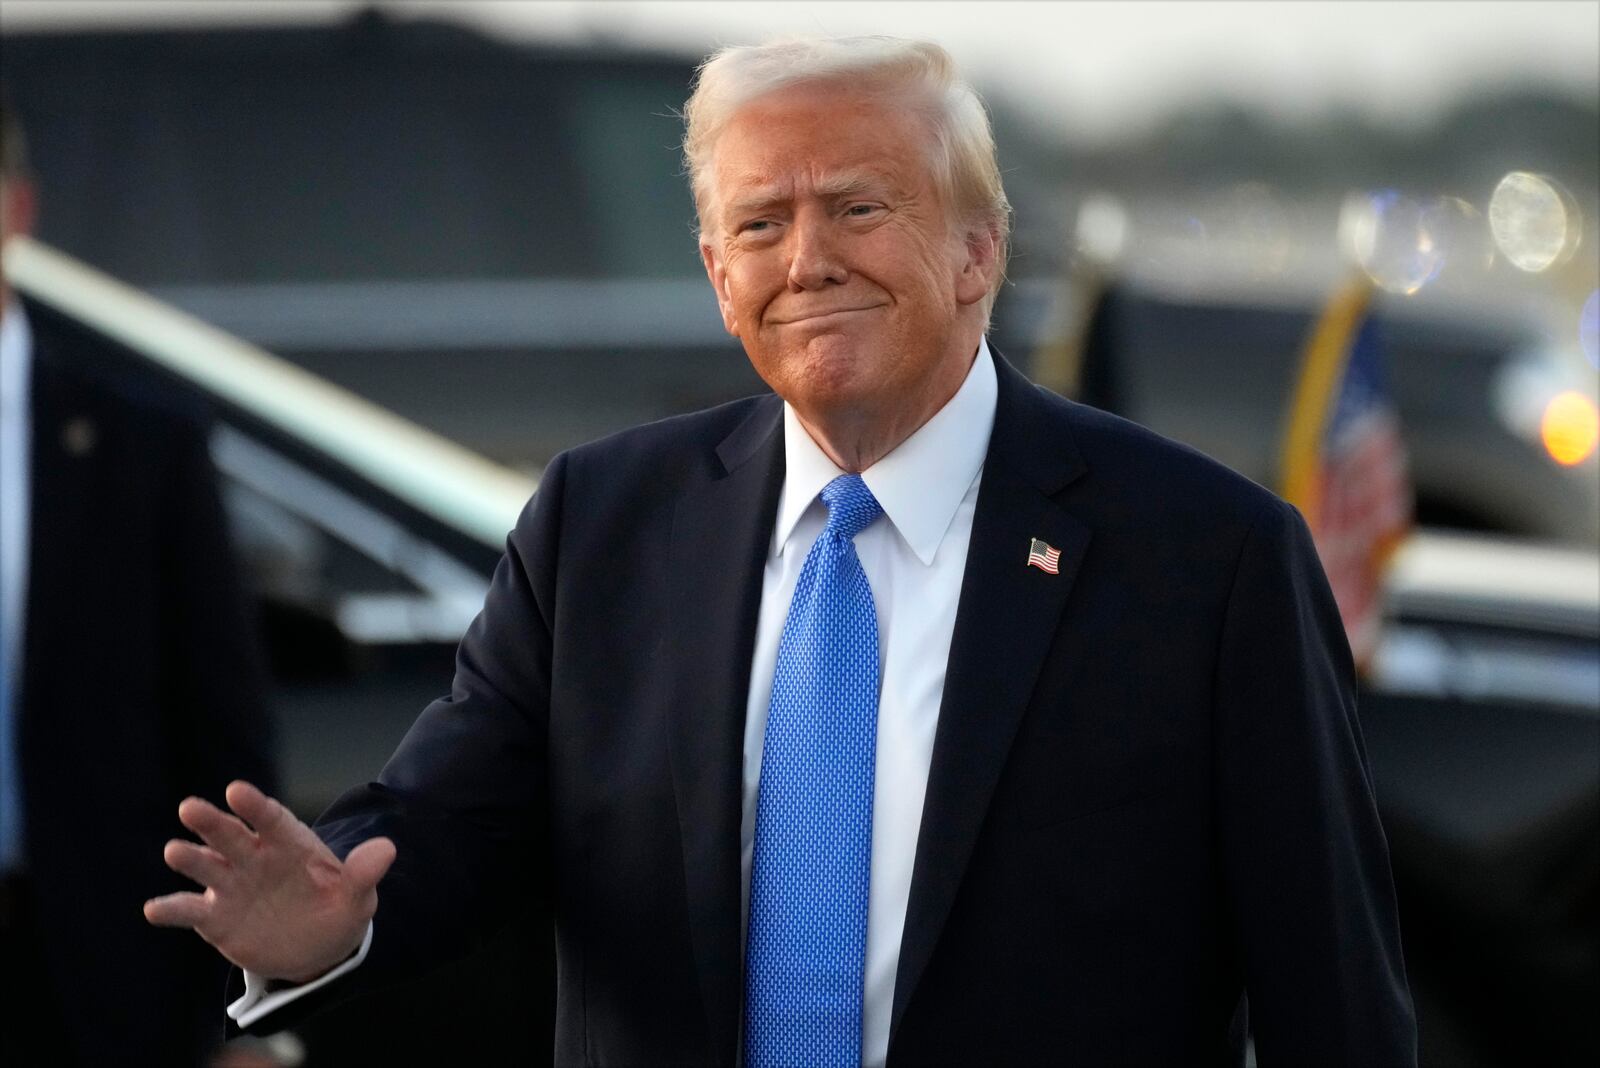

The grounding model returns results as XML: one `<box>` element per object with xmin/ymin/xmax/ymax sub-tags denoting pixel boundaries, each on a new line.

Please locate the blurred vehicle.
<box><xmin>1368</xmin><ymin>532</ymin><xmax>1599</xmax><ymax>1067</ymax></box>
<box><xmin>1001</xmin><ymin>273</ymin><xmax>1600</xmax><ymax>547</ymax></box>
<box><xmin>6</xmin><ymin>235</ymin><xmax>547</xmax><ymax>1065</ymax></box>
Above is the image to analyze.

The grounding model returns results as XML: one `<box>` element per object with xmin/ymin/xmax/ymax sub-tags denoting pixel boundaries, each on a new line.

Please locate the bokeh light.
<box><xmin>1580</xmin><ymin>290</ymin><xmax>1599</xmax><ymax>371</ymax></box>
<box><xmin>1342</xmin><ymin>191</ymin><xmax>1444</xmax><ymax>295</ymax></box>
<box><xmin>1421</xmin><ymin>196</ymin><xmax>1496</xmax><ymax>280</ymax></box>
<box><xmin>1075</xmin><ymin>194</ymin><xmax>1129</xmax><ymax>265</ymax></box>
<box><xmin>1540</xmin><ymin>391</ymin><xmax>1600</xmax><ymax>466</ymax></box>
<box><xmin>1488</xmin><ymin>171</ymin><xmax>1582</xmax><ymax>273</ymax></box>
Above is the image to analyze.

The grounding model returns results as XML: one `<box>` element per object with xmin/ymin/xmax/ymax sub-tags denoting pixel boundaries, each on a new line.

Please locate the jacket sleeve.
<box><xmin>1213</xmin><ymin>497</ymin><xmax>1417</xmax><ymax>1066</ymax></box>
<box><xmin>308</xmin><ymin>451</ymin><xmax>566</xmax><ymax>986</ymax></box>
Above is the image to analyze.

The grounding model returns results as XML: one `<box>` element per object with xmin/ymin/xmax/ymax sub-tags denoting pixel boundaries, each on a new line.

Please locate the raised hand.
<box><xmin>144</xmin><ymin>780</ymin><xmax>396</xmax><ymax>983</ymax></box>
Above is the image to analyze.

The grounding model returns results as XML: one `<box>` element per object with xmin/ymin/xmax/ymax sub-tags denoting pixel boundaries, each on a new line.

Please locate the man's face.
<box><xmin>699</xmin><ymin>83</ymin><xmax>994</xmax><ymax>436</ymax></box>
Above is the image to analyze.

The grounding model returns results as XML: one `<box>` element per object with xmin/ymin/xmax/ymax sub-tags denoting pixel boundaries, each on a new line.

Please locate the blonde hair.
<box><xmin>682</xmin><ymin>36</ymin><xmax>1011</xmax><ymax>288</ymax></box>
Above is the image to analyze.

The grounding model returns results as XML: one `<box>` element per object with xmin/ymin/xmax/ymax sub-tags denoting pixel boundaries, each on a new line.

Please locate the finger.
<box><xmin>178</xmin><ymin>796</ymin><xmax>257</xmax><ymax>859</ymax></box>
<box><xmin>163</xmin><ymin>839</ymin><xmax>231</xmax><ymax>889</ymax></box>
<box><xmin>343</xmin><ymin>837</ymin><xmax>397</xmax><ymax>893</ymax></box>
<box><xmin>144</xmin><ymin>890</ymin><xmax>210</xmax><ymax>929</ymax></box>
<box><xmin>225</xmin><ymin>780</ymin><xmax>292</xmax><ymax>840</ymax></box>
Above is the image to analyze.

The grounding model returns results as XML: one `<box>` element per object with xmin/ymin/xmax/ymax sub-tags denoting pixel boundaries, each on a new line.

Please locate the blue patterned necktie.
<box><xmin>745</xmin><ymin>473</ymin><xmax>883</xmax><ymax>1068</ymax></box>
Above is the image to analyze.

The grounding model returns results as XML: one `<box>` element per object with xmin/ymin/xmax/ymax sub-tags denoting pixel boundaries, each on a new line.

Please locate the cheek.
<box><xmin>879</xmin><ymin>231</ymin><xmax>959</xmax><ymax>302</ymax></box>
<box><xmin>723</xmin><ymin>255</ymin><xmax>779</xmax><ymax>313</ymax></box>
<box><xmin>923</xmin><ymin>236</ymin><xmax>964</xmax><ymax>291</ymax></box>
<box><xmin>712</xmin><ymin>269</ymin><xmax>753</xmax><ymax>335</ymax></box>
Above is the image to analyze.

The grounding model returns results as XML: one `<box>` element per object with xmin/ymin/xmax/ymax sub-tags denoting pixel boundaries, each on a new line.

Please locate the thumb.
<box><xmin>344</xmin><ymin>836</ymin><xmax>397</xmax><ymax>892</ymax></box>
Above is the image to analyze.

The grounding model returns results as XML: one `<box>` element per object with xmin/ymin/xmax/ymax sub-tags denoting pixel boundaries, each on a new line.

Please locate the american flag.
<box><xmin>1279</xmin><ymin>280</ymin><xmax>1413</xmax><ymax>668</ymax></box>
<box><xmin>1027</xmin><ymin>537</ymin><xmax>1062</xmax><ymax>574</ymax></box>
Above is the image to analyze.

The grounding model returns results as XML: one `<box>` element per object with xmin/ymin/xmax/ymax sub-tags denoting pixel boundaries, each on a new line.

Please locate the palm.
<box><xmin>145</xmin><ymin>781</ymin><xmax>395</xmax><ymax>982</ymax></box>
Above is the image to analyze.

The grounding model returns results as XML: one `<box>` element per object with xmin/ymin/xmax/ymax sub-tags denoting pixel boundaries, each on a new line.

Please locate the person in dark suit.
<box><xmin>0</xmin><ymin>99</ymin><xmax>276</xmax><ymax>1066</ymax></box>
<box><xmin>147</xmin><ymin>38</ymin><xmax>1415</xmax><ymax>1065</ymax></box>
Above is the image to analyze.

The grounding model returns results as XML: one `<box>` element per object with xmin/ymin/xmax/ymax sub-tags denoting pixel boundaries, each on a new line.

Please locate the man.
<box><xmin>1</xmin><ymin>98</ymin><xmax>276</xmax><ymax>1066</ymax></box>
<box><xmin>148</xmin><ymin>38</ymin><xmax>1415</xmax><ymax>1066</ymax></box>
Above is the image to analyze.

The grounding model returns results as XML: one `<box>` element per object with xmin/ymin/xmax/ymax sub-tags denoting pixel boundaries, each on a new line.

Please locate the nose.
<box><xmin>787</xmin><ymin>213</ymin><xmax>849</xmax><ymax>291</ymax></box>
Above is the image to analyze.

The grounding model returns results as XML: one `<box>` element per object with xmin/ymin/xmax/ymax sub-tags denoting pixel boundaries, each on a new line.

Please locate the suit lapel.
<box><xmin>890</xmin><ymin>359</ymin><xmax>1091</xmax><ymax>1044</ymax></box>
<box><xmin>665</xmin><ymin>396</ymin><xmax>784</xmax><ymax>1065</ymax></box>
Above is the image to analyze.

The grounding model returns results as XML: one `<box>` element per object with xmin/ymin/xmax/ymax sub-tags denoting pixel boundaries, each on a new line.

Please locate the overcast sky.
<box><xmin>4</xmin><ymin>0</ymin><xmax>1596</xmax><ymax>140</ymax></box>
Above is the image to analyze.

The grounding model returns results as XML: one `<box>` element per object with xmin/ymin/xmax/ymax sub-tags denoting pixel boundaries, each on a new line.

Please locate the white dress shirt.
<box><xmin>1</xmin><ymin>299</ymin><xmax>34</xmax><ymax>872</ymax></box>
<box><xmin>233</xmin><ymin>342</ymin><xmax>999</xmax><ymax>1060</ymax></box>
<box><xmin>741</xmin><ymin>340</ymin><xmax>996</xmax><ymax>1067</ymax></box>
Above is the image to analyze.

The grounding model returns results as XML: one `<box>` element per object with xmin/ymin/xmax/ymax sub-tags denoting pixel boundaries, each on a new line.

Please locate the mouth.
<box><xmin>771</xmin><ymin>304</ymin><xmax>887</xmax><ymax>325</ymax></box>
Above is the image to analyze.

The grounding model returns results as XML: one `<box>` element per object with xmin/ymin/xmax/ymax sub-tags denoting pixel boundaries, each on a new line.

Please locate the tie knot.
<box><xmin>819</xmin><ymin>474</ymin><xmax>882</xmax><ymax>541</ymax></box>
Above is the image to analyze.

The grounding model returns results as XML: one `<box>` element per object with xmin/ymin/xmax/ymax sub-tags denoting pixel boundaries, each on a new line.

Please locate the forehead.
<box><xmin>708</xmin><ymin>83</ymin><xmax>938</xmax><ymax>205</ymax></box>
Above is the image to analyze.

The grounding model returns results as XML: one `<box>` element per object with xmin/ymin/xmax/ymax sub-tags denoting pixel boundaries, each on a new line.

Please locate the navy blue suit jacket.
<box><xmin>311</xmin><ymin>354</ymin><xmax>1415</xmax><ymax>1065</ymax></box>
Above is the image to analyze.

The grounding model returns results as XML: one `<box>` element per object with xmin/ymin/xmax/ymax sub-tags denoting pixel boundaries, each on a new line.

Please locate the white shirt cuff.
<box><xmin>226</xmin><ymin>921</ymin><xmax>374</xmax><ymax>1030</ymax></box>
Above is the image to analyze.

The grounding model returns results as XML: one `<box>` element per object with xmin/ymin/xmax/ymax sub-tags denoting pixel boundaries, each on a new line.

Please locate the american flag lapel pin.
<box><xmin>1026</xmin><ymin>537</ymin><xmax>1061</xmax><ymax>575</ymax></box>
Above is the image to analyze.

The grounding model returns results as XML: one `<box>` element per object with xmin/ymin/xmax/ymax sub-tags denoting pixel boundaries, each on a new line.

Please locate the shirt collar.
<box><xmin>773</xmin><ymin>337</ymin><xmax>998</xmax><ymax>565</ymax></box>
<box><xmin>0</xmin><ymin>299</ymin><xmax>32</xmax><ymax>416</ymax></box>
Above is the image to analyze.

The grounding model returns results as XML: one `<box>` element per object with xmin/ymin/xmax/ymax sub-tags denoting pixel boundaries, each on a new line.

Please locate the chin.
<box><xmin>747</xmin><ymin>324</ymin><xmax>897</xmax><ymax>408</ymax></box>
<box><xmin>795</xmin><ymin>332</ymin><xmax>879</xmax><ymax>394</ymax></box>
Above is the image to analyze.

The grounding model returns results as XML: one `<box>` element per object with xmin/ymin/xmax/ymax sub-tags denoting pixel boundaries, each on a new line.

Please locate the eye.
<box><xmin>845</xmin><ymin>204</ymin><xmax>878</xmax><ymax>217</ymax></box>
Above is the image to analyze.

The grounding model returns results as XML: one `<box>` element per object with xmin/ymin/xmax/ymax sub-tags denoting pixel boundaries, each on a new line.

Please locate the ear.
<box><xmin>700</xmin><ymin>240</ymin><xmax>740</xmax><ymax>337</ymax></box>
<box><xmin>953</xmin><ymin>224</ymin><xmax>1000</xmax><ymax>308</ymax></box>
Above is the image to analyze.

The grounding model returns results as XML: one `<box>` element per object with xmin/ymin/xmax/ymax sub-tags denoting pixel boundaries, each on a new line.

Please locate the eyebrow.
<box><xmin>722</xmin><ymin>170</ymin><xmax>892</xmax><ymax>220</ymax></box>
<box><xmin>814</xmin><ymin>171</ymin><xmax>886</xmax><ymax>198</ymax></box>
